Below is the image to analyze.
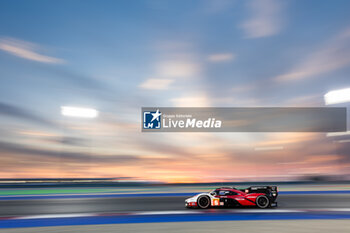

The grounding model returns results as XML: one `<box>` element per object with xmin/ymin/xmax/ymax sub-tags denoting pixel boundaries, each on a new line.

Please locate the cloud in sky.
<box><xmin>274</xmin><ymin>28</ymin><xmax>350</xmax><ymax>82</ymax></box>
<box><xmin>0</xmin><ymin>140</ymin><xmax>140</xmax><ymax>164</ymax></box>
<box><xmin>140</xmin><ymin>44</ymin><xmax>201</xmax><ymax>91</ymax></box>
<box><xmin>0</xmin><ymin>102</ymin><xmax>56</xmax><ymax>128</ymax></box>
<box><xmin>283</xmin><ymin>94</ymin><xmax>323</xmax><ymax>106</ymax></box>
<box><xmin>171</xmin><ymin>94</ymin><xmax>211</xmax><ymax>107</ymax></box>
<box><xmin>207</xmin><ymin>53</ymin><xmax>235</xmax><ymax>62</ymax></box>
<box><xmin>2</xmin><ymin>1</ymin><xmax>350</xmax><ymax>181</ymax></box>
<box><xmin>0</xmin><ymin>37</ymin><xmax>64</xmax><ymax>64</ymax></box>
<box><xmin>139</xmin><ymin>78</ymin><xmax>174</xmax><ymax>90</ymax></box>
<box><xmin>240</xmin><ymin>0</ymin><xmax>285</xmax><ymax>38</ymax></box>
<box><xmin>156</xmin><ymin>59</ymin><xmax>199</xmax><ymax>78</ymax></box>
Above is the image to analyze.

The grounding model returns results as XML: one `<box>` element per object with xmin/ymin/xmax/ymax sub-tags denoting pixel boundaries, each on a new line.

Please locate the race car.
<box><xmin>185</xmin><ymin>186</ymin><xmax>278</xmax><ymax>209</ymax></box>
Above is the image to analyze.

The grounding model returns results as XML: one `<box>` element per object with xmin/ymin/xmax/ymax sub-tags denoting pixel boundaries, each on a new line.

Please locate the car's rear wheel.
<box><xmin>256</xmin><ymin>195</ymin><xmax>270</xmax><ymax>208</ymax></box>
<box><xmin>197</xmin><ymin>195</ymin><xmax>211</xmax><ymax>209</ymax></box>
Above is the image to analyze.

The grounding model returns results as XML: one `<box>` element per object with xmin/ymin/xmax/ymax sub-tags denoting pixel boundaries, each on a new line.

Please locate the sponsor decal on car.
<box><xmin>212</xmin><ymin>198</ymin><xmax>220</xmax><ymax>206</ymax></box>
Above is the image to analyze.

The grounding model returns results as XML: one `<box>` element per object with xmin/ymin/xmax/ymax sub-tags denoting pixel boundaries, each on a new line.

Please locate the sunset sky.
<box><xmin>1</xmin><ymin>0</ymin><xmax>350</xmax><ymax>183</ymax></box>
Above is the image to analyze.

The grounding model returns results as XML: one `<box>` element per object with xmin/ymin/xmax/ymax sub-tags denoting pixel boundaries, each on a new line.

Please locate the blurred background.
<box><xmin>1</xmin><ymin>0</ymin><xmax>350</xmax><ymax>185</ymax></box>
<box><xmin>2</xmin><ymin>1</ymin><xmax>350</xmax><ymax>232</ymax></box>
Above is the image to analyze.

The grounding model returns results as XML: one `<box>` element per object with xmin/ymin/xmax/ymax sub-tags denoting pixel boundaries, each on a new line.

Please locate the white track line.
<box><xmin>315</xmin><ymin>208</ymin><xmax>350</xmax><ymax>212</ymax></box>
<box><xmin>230</xmin><ymin>209</ymin><xmax>303</xmax><ymax>213</ymax></box>
<box><xmin>134</xmin><ymin>209</ymin><xmax>302</xmax><ymax>215</ymax></box>
<box><xmin>136</xmin><ymin>211</ymin><xmax>200</xmax><ymax>215</ymax></box>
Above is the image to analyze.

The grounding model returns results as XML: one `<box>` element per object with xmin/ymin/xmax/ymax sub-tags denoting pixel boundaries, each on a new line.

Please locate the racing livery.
<box><xmin>185</xmin><ymin>186</ymin><xmax>278</xmax><ymax>209</ymax></box>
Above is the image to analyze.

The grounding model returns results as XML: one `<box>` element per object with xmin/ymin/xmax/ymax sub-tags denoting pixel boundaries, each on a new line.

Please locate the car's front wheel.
<box><xmin>256</xmin><ymin>195</ymin><xmax>270</xmax><ymax>208</ymax></box>
<box><xmin>197</xmin><ymin>195</ymin><xmax>211</xmax><ymax>209</ymax></box>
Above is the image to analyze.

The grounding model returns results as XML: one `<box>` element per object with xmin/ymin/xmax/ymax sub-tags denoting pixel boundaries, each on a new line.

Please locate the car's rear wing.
<box><xmin>244</xmin><ymin>186</ymin><xmax>278</xmax><ymax>198</ymax></box>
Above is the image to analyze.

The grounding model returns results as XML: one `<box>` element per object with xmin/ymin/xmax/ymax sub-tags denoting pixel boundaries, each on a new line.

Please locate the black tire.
<box><xmin>197</xmin><ymin>195</ymin><xmax>211</xmax><ymax>209</ymax></box>
<box><xmin>256</xmin><ymin>195</ymin><xmax>270</xmax><ymax>208</ymax></box>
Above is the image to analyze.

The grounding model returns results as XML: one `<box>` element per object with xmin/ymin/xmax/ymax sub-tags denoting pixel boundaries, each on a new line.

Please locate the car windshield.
<box><xmin>209</xmin><ymin>189</ymin><xmax>218</xmax><ymax>196</ymax></box>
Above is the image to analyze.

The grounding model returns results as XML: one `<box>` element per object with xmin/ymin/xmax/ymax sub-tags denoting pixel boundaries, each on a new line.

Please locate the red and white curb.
<box><xmin>1</xmin><ymin>208</ymin><xmax>350</xmax><ymax>221</ymax></box>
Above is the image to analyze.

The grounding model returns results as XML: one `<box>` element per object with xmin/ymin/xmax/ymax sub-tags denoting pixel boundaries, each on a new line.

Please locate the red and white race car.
<box><xmin>185</xmin><ymin>186</ymin><xmax>278</xmax><ymax>209</ymax></box>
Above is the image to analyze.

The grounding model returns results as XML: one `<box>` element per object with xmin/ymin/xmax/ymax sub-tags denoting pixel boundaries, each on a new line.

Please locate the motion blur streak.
<box><xmin>1</xmin><ymin>0</ymin><xmax>350</xmax><ymax>181</ymax></box>
<box><xmin>0</xmin><ymin>220</ymin><xmax>348</xmax><ymax>233</ymax></box>
<box><xmin>324</xmin><ymin>88</ymin><xmax>350</xmax><ymax>105</ymax></box>
<box><xmin>1</xmin><ymin>0</ymin><xmax>350</xmax><ymax>231</ymax></box>
<box><xmin>2</xmin><ymin>208</ymin><xmax>350</xmax><ymax>228</ymax></box>
<box><xmin>2</xmin><ymin>192</ymin><xmax>350</xmax><ymax>216</ymax></box>
<box><xmin>60</xmin><ymin>106</ymin><xmax>99</xmax><ymax>118</ymax></box>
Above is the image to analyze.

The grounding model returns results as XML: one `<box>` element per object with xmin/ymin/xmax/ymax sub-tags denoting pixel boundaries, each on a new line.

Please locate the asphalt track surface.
<box><xmin>1</xmin><ymin>193</ymin><xmax>350</xmax><ymax>216</ymax></box>
<box><xmin>2</xmin><ymin>220</ymin><xmax>350</xmax><ymax>233</ymax></box>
